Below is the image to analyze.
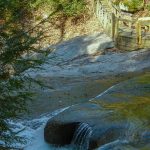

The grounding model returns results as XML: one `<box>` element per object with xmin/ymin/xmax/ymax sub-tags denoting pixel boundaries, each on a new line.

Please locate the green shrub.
<box><xmin>123</xmin><ymin>0</ymin><xmax>143</xmax><ymax>12</ymax></box>
<box><xmin>113</xmin><ymin>0</ymin><xmax>144</xmax><ymax>12</ymax></box>
<box><xmin>0</xmin><ymin>0</ymin><xmax>49</xmax><ymax>148</ymax></box>
<box><xmin>0</xmin><ymin>0</ymin><xmax>87</xmax><ymax>148</ymax></box>
<box><xmin>31</xmin><ymin>0</ymin><xmax>87</xmax><ymax>17</ymax></box>
<box><xmin>146</xmin><ymin>3</ymin><xmax>150</xmax><ymax>11</ymax></box>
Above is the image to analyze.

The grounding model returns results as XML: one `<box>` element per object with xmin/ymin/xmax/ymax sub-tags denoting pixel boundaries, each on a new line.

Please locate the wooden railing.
<box><xmin>95</xmin><ymin>0</ymin><xmax>150</xmax><ymax>49</ymax></box>
<box><xmin>115</xmin><ymin>17</ymin><xmax>150</xmax><ymax>47</ymax></box>
<box><xmin>136</xmin><ymin>17</ymin><xmax>150</xmax><ymax>46</ymax></box>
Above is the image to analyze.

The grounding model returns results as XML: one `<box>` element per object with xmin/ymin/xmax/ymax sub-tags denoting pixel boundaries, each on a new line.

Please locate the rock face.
<box><xmin>44</xmin><ymin>74</ymin><xmax>150</xmax><ymax>149</ymax></box>
<box><xmin>44</xmin><ymin>122</ymin><xmax>79</xmax><ymax>145</ymax></box>
<box><xmin>25</xmin><ymin>33</ymin><xmax>150</xmax><ymax>117</ymax></box>
<box><xmin>23</xmin><ymin>33</ymin><xmax>150</xmax><ymax>149</ymax></box>
<box><xmin>26</xmin><ymin>33</ymin><xmax>150</xmax><ymax>78</ymax></box>
<box><xmin>44</xmin><ymin>103</ymin><xmax>128</xmax><ymax>149</ymax></box>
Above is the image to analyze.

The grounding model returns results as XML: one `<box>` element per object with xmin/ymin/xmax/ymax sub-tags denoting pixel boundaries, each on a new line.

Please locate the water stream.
<box><xmin>5</xmin><ymin>85</ymin><xmax>116</xmax><ymax>150</ymax></box>
<box><xmin>89</xmin><ymin>84</ymin><xmax>116</xmax><ymax>101</ymax></box>
<box><xmin>2</xmin><ymin>72</ymin><xmax>150</xmax><ymax>150</ymax></box>
<box><xmin>4</xmin><ymin>107</ymin><xmax>70</xmax><ymax>150</ymax></box>
<box><xmin>71</xmin><ymin>123</ymin><xmax>92</xmax><ymax>150</ymax></box>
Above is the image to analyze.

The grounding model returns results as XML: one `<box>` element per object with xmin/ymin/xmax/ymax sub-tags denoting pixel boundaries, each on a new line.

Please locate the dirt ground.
<box><xmin>29</xmin><ymin>1</ymin><xmax>103</xmax><ymax>48</ymax></box>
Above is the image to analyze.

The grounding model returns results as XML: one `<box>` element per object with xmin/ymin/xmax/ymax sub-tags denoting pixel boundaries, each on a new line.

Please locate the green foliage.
<box><xmin>146</xmin><ymin>3</ymin><xmax>150</xmax><ymax>11</ymax></box>
<box><xmin>30</xmin><ymin>0</ymin><xmax>86</xmax><ymax>16</ymax></box>
<box><xmin>113</xmin><ymin>0</ymin><xmax>144</xmax><ymax>12</ymax></box>
<box><xmin>0</xmin><ymin>0</ymin><xmax>87</xmax><ymax>148</ymax></box>
<box><xmin>0</xmin><ymin>29</ymin><xmax>44</xmax><ymax>149</ymax></box>
<box><xmin>0</xmin><ymin>77</ymin><xmax>32</xmax><ymax>145</ymax></box>
<box><xmin>123</xmin><ymin>0</ymin><xmax>143</xmax><ymax>12</ymax></box>
<box><xmin>0</xmin><ymin>0</ymin><xmax>48</xmax><ymax>148</ymax></box>
<box><xmin>50</xmin><ymin>0</ymin><xmax>86</xmax><ymax>16</ymax></box>
<box><xmin>0</xmin><ymin>0</ymin><xmax>33</xmax><ymax>22</ymax></box>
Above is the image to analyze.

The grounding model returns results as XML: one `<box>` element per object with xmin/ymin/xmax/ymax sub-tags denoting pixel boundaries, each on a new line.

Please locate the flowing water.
<box><xmin>2</xmin><ymin>107</ymin><xmax>70</xmax><ymax>150</ymax></box>
<box><xmin>5</xmin><ymin>109</ymin><xmax>92</xmax><ymax>150</ymax></box>
<box><xmin>71</xmin><ymin>123</ymin><xmax>92</xmax><ymax>150</ymax></box>
<box><xmin>2</xmin><ymin>72</ymin><xmax>150</xmax><ymax>150</ymax></box>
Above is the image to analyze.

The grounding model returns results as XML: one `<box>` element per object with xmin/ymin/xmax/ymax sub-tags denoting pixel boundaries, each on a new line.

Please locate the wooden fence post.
<box><xmin>114</xmin><ymin>17</ymin><xmax>119</xmax><ymax>42</ymax></box>
<box><xmin>136</xmin><ymin>21</ymin><xmax>142</xmax><ymax>47</ymax></box>
<box><xmin>111</xmin><ymin>13</ymin><xmax>116</xmax><ymax>40</ymax></box>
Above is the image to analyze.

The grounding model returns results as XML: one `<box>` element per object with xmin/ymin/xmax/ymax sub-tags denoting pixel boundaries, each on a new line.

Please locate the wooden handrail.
<box><xmin>138</xmin><ymin>17</ymin><xmax>150</xmax><ymax>25</ymax></box>
<box><xmin>96</xmin><ymin>0</ymin><xmax>150</xmax><ymax>49</ymax></box>
<box><xmin>118</xmin><ymin>18</ymin><xmax>137</xmax><ymax>23</ymax></box>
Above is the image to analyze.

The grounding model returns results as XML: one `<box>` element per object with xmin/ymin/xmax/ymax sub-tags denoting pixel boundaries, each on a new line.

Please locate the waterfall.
<box><xmin>71</xmin><ymin>123</ymin><xmax>92</xmax><ymax>150</ymax></box>
<box><xmin>2</xmin><ymin>107</ymin><xmax>70</xmax><ymax>149</ymax></box>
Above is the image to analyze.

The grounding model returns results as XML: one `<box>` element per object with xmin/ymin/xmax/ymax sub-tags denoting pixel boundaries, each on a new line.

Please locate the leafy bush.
<box><xmin>0</xmin><ymin>0</ymin><xmax>87</xmax><ymax>148</ymax></box>
<box><xmin>31</xmin><ymin>0</ymin><xmax>87</xmax><ymax>17</ymax></box>
<box><xmin>0</xmin><ymin>0</ymin><xmax>49</xmax><ymax>148</ymax></box>
<box><xmin>113</xmin><ymin>0</ymin><xmax>144</xmax><ymax>12</ymax></box>
<box><xmin>146</xmin><ymin>3</ymin><xmax>150</xmax><ymax>11</ymax></box>
<box><xmin>123</xmin><ymin>0</ymin><xmax>143</xmax><ymax>12</ymax></box>
<box><xmin>51</xmin><ymin>0</ymin><xmax>86</xmax><ymax>16</ymax></box>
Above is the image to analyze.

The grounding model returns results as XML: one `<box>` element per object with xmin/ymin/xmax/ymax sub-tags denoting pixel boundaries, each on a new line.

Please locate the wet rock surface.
<box><xmin>44</xmin><ymin>102</ymin><xmax>129</xmax><ymax>149</ymax></box>
<box><xmin>44</xmin><ymin>73</ymin><xmax>150</xmax><ymax>149</ymax></box>
<box><xmin>6</xmin><ymin>33</ymin><xmax>150</xmax><ymax>150</ymax></box>
<box><xmin>26</xmin><ymin>33</ymin><xmax>150</xmax><ymax>117</ymax></box>
<box><xmin>44</xmin><ymin>122</ymin><xmax>79</xmax><ymax>146</ymax></box>
<box><xmin>26</xmin><ymin>33</ymin><xmax>150</xmax><ymax>78</ymax></box>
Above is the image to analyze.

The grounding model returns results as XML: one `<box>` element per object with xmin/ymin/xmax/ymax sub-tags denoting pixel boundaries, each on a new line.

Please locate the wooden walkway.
<box><xmin>95</xmin><ymin>0</ymin><xmax>150</xmax><ymax>50</ymax></box>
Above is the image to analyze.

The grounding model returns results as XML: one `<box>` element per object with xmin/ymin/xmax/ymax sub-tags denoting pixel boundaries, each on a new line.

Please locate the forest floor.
<box><xmin>28</xmin><ymin>1</ymin><xmax>103</xmax><ymax>49</ymax></box>
<box><xmin>37</xmin><ymin>14</ymin><xmax>103</xmax><ymax>48</ymax></box>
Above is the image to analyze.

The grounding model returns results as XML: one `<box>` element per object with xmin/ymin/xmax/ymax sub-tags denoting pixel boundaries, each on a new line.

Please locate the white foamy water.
<box><xmin>20</xmin><ymin>86</ymin><xmax>116</xmax><ymax>150</ymax></box>
<box><xmin>4</xmin><ymin>107</ymin><xmax>71</xmax><ymax>150</ymax></box>
<box><xmin>89</xmin><ymin>85</ymin><xmax>116</xmax><ymax>101</ymax></box>
<box><xmin>71</xmin><ymin>123</ymin><xmax>92</xmax><ymax>150</ymax></box>
<box><xmin>2</xmin><ymin>84</ymin><xmax>126</xmax><ymax>150</ymax></box>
